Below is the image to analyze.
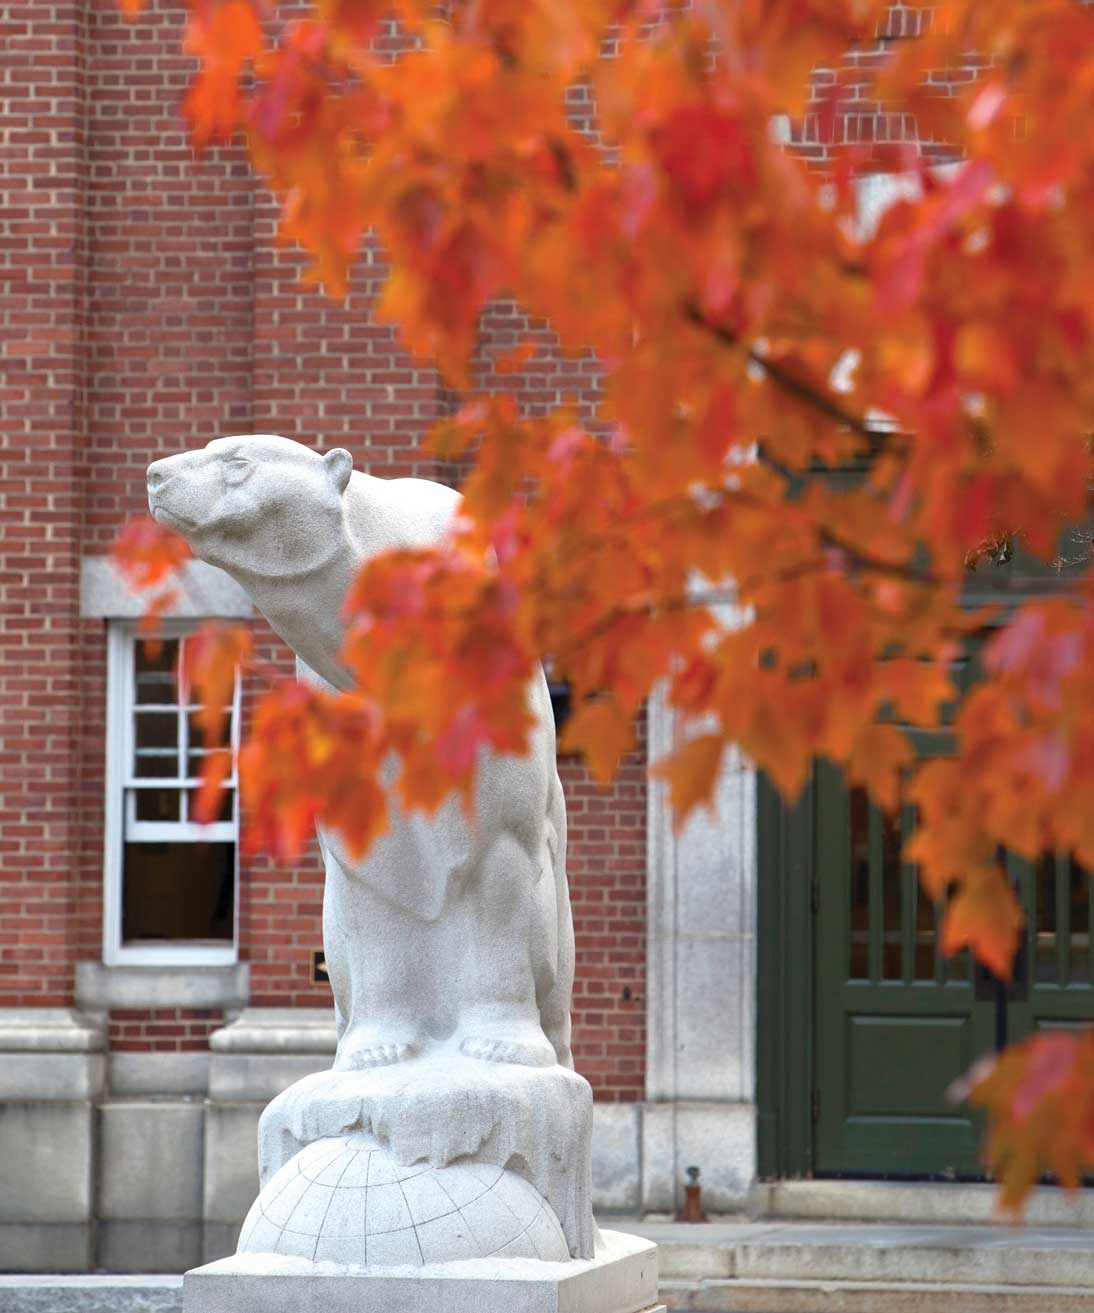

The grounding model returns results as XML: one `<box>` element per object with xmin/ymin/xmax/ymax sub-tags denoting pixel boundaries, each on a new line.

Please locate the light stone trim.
<box><xmin>0</xmin><ymin>1226</ymin><xmax>94</xmax><ymax>1276</ymax></box>
<box><xmin>0</xmin><ymin>1104</ymin><xmax>96</xmax><ymax>1224</ymax></box>
<box><xmin>0</xmin><ymin>1008</ymin><xmax>104</xmax><ymax>1052</ymax></box>
<box><xmin>109</xmin><ymin>1051</ymin><xmax>211</xmax><ymax>1098</ymax></box>
<box><xmin>0</xmin><ymin>1053</ymin><xmax>105</xmax><ymax>1101</ymax></box>
<box><xmin>182</xmin><ymin>1228</ymin><xmax>659</xmax><ymax>1313</ymax></box>
<box><xmin>591</xmin><ymin>1103</ymin><xmax>642</xmax><ymax>1214</ymax></box>
<box><xmin>757</xmin><ymin>1179</ymin><xmax>1094</xmax><ymax>1227</ymax></box>
<box><xmin>80</xmin><ymin>556</ymin><xmax>253</xmax><ymax>619</ymax></box>
<box><xmin>98</xmin><ymin>1101</ymin><xmax>206</xmax><ymax>1224</ymax></box>
<box><xmin>209</xmin><ymin>1008</ymin><xmax>337</xmax><ymax>1054</ymax></box>
<box><xmin>75</xmin><ymin>962</ymin><xmax>250</xmax><ymax>1013</ymax></box>
<box><xmin>645</xmin><ymin>673</ymin><xmax>759</xmax><ymax>1212</ymax></box>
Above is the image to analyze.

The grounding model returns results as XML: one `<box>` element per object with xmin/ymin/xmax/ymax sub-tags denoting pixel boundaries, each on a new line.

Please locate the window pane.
<box><xmin>134</xmin><ymin>751</ymin><xmax>179</xmax><ymax>779</ymax></box>
<box><xmin>134</xmin><ymin>710</ymin><xmax>179</xmax><ymax>779</ymax></box>
<box><xmin>134</xmin><ymin>789</ymin><xmax>181</xmax><ymax>822</ymax></box>
<box><xmin>849</xmin><ymin>787</ymin><xmax>870</xmax><ymax>980</ymax></box>
<box><xmin>187</xmin><ymin>710</ymin><xmax>233</xmax><ymax>752</ymax></box>
<box><xmin>186</xmin><ymin>786</ymin><xmax>234</xmax><ymax>824</ymax></box>
<box><xmin>134</xmin><ymin>674</ymin><xmax>177</xmax><ymax>706</ymax></box>
<box><xmin>187</xmin><ymin>747</ymin><xmax>232</xmax><ymax>781</ymax></box>
<box><xmin>122</xmin><ymin>841</ymin><xmax>234</xmax><ymax>942</ymax></box>
<box><xmin>135</xmin><ymin>711</ymin><xmax>178</xmax><ymax>751</ymax></box>
<box><xmin>135</xmin><ymin>638</ymin><xmax>179</xmax><ymax>675</ymax></box>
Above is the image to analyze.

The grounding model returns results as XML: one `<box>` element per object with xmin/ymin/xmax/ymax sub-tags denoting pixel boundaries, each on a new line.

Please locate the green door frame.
<box><xmin>756</xmin><ymin>771</ymin><xmax>815</xmax><ymax>1179</ymax></box>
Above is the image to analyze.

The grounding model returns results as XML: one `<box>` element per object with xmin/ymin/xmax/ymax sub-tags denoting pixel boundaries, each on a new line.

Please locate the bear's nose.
<box><xmin>147</xmin><ymin>460</ymin><xmax>171</xmax><ymax>493</ymax></box>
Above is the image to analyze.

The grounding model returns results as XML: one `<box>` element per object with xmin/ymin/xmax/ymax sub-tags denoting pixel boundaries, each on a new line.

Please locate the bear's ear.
<box><xmin>323</xmin><ymin>448</ymin><xmax>353</xmax><ymax>495</ymax></box>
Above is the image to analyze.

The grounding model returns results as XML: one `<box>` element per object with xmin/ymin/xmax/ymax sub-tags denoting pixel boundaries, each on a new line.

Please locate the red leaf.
<box><xmin>112</xmin><ymin>518</ymin><xmax>191</xmax><ymax>591</ymax></box>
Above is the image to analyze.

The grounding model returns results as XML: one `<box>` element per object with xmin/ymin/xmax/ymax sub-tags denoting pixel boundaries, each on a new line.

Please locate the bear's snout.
<box><xmin>146</xmin><ymin>460</ymin><xmax>172</xmax><ymax>493</ymax></box>
<box><xmin>146</xmin><ymin>452</ymin><xmax>203</xmax><ymax>533</ymax></box>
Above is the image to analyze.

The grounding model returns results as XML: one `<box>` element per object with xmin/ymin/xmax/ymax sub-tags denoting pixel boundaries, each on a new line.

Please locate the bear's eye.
<box><xmin>222</xmin><ymin>458</ymin><xmax>253</xmax><ymax>487</ymax></box>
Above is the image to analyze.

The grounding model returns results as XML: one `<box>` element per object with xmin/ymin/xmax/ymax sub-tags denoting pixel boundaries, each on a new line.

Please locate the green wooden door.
<box><xmin>812</xmin><ymin>758</ymin><xmax>994</xmax><ymax>1176</ymax></box>
<box><xmin>808</xmin><ymin>769</ymin><xmax>1094</xmax><ymax>1177</ymax></box>
<box><xmin>1006</xmin><ymin>850</ymin><xmax>1094</xmax><ymax>1037</ymax></box>
<box><xmin>757</xmin><ymin>524</ymin><xmax>1094</xmax><ymax>1179</ymax></box>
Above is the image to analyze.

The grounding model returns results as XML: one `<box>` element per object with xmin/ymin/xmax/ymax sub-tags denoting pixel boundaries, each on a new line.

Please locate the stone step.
<box><xmin>757</xmin><ymin>1179</ymin><xmax>1094</xmax><ymax>1227</ymax></box>
<box><xmin>0</xmin><ymin>1274</ymin><xmax>184</xmax><ymax>1312</ymax></box>
<box><xmin>616</xmin><ymin>1219</ymin><xmax>1094</xmax><ymax>1286</ymax></box>
<box><xmin>661</xmin><ymin>1276</ymin><xmax>1094</xmax><ymax>1313</ymax></box>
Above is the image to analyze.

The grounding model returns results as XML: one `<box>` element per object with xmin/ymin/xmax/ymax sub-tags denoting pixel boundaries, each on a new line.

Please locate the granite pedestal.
<box><xmin>183</xmin><ymin>1227</ymin><xmax>660</xmax><ymax>1313</ymax></box>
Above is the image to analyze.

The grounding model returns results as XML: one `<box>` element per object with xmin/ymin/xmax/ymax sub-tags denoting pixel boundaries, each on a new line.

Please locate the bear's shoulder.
<box><xmin>344</xmin><ymin>471</ymin><xmax>461</xmax><ymax>555</ymax></box>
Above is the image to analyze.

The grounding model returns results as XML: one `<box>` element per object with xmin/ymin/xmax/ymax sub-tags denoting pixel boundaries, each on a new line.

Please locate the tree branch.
<box><xmin>683</xmin><ymin>301</ymin><xmax>901</xmax><ymax>446</ymax></box>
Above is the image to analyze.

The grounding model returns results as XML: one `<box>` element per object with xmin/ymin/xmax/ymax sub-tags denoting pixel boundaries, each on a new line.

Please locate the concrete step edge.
<box><xmin>661</xmin><ymin>1276</ymin><xmax>1094</xmax><ymax>1313</ymax></box>
<box><xmin>759</xmin><ymin>1180</ymin><xmax>1094</xmax><ymax>1228</ymax></box>
<box><xmin>732</xmin><ymin>1239</ymin><xmax>1094</xmax><ymax>1287</ymax></box>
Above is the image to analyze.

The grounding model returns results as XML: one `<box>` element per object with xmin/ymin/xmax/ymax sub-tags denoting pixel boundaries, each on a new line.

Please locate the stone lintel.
<box><xmin>75</xmin><ymin>962</ymin><xmax>250</xmax><ymax>1013</ymax></box>
<box><xmin>80</xmin><ymin>556</ymin><xmax>254</xmax><ymax>619</ymax></box>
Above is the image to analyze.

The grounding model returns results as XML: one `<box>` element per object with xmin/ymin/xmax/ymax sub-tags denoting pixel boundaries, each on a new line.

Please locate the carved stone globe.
<box><xmin>237</xmin><ymin>1130</ymin><xmax>570</xmax><ymax>1266</ymax></box>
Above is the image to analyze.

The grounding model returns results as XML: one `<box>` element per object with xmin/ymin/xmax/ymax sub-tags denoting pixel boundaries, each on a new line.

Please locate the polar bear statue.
<box><xmin>147</xmin><ymin>434</ymin><xmax>575</xmax><ymax>1076</ymax></box>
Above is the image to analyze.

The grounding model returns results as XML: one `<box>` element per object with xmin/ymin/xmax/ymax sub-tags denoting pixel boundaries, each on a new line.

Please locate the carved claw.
<box><xmin>342</xmin><ymin>1040</ymin><xmax>416</xmax><ymax>1070</ymax></box>
<box><xmin>459</xmin><ymin>1034</ymin><xmax>555</xmax><ymax>1068</ymax></box>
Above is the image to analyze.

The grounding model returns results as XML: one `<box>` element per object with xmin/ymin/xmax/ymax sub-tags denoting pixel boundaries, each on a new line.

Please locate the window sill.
<box><xmin>75</xmin><ymin>961</ymin><xmax>250</xmax><ymax>1012</ymax></box>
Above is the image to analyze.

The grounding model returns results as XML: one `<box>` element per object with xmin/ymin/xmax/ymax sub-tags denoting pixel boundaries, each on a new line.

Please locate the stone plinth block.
<box><xmin>184</xmin><ymin>1227</ymin><xmax>659</xmax><ymax>1313</ymax></box>
<box><xmin>258</xmin><ymin>1053</ymin><xmax>594</xmax><ymax>1258</ymax></box>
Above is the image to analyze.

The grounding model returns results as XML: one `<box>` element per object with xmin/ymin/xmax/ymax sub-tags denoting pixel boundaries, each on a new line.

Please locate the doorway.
<box><xmin>757</xmin><ymin>760</ymin><xmax>1094</xmax><ymax>1180</ymax></box>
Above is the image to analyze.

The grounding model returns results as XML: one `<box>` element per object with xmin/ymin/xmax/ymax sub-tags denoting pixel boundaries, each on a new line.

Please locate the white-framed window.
<box><xmin>102</xmin><ymin>621</ymin><xmax>242</xmax><ymax>966</ymax></box>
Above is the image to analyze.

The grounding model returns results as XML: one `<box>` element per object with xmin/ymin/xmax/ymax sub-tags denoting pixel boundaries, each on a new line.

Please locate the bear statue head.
<box><xmin>147</xmin><ymin>434</ymin><xmax>354</xmax><ymax>580</ymax></box>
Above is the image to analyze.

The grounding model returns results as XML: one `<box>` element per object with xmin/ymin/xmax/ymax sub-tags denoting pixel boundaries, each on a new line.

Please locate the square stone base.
<box><xmin>183</xmin><ymin>1227</ymin><xmax>659</xmax><ymax>1313</ymax></box>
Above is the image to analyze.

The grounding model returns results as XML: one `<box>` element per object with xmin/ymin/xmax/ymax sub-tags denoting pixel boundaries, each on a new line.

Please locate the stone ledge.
<box><xmin>110</xmin><ymin>1051</ymin><xmax>210</xmax><ymax>1098</ymax></box>
<box><xmin>209</xmin><ymin>1008</ymin><xmax>336</xmax><ymax>1054</ymax></box>
<box><xmin>80</xmin><ymin>556</ymin><xmax>253</xmax><ymax>620</ymax></box>
<box><xmin>0</xmin><ymin>1008</ymin><xmax>104</xmax><ymax>1053</ymax></box>
<box><xmin>757</xmin><ymin>1178</ymin><xmax>1094</xmax><ymax>1228</ymax></box>
<box><xmin>660</xmin><ymin>1278</ymin><xmax>1094</xmax><ymax>1313</ymax></box>
<box><xmin>182</xmin><ymin>1228</ymin><xmax>658</xmax><ymax>1313</ymax></box>
<box><xmin>76</xmin><ymin>962</ymin><xmax>249</xmax><ymax>1012</ymax></box>
<box><xmin>0</xmin><ymin>1275</ymin><xmax>183</xmax><ymax>1312</ymax></box>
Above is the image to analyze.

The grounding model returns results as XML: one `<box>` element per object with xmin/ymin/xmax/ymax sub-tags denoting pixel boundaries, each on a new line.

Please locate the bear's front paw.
<box><xmin>459</xmin><ymin>1032</ymin><xmax>555</xmax><ymax>1068</ymax></box>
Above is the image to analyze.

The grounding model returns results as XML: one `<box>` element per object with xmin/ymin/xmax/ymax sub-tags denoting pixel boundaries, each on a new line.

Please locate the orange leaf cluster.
<box><xmin>184</xmin><ymin>0</ymin><xmax>265</xmax><ymax>150</ymax></box>
<box><xmin>968</xmin><ymin>1032</ymin><xmax>1094</xmax><ymax>1210</ymax></box>
<box><xmin>111</xmin><ymin>517</ymin><xmax>192</xmax><ymax>630</ymax></box>
<box><xmin>909</xmin><ymin>596</ymin><xmax>1094</xmax><ymax>977</ymax></box>
<box><xmin>116</xmin><ymin>0</ymin><xmax>1094</xmax><ymax>1204</ymax></box>
<box><xmin>239</xmin><ymin>683</ymin><xmax>389</xmax><ymax>861</ymax></box>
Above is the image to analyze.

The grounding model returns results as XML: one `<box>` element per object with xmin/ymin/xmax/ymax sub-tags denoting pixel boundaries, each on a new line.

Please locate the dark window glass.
<box><xmin>122</xmin><ymin>842</ymin><xmax>234</xmax><ymax>943</ymax></box>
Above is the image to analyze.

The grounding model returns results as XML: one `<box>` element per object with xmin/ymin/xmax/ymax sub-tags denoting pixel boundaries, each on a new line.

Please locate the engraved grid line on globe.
<box><xmin>240</xmin><ymin>1153</ymin><xmax>311</xmax><ymax>1251</ymax></box>
<box><xmin>396</xmin><ymin>1174</ymin><xmax>426</xmax><ymax>1264</ymax></box>
<box><xmin>241</xmin><ymin>1136</ymin><xmax>570</xmax><ymax>1263</ymax></box>
<box><xmin>466</xmin><ymin>1157</ymin><xmax>548</xmax><ymax>1260</ymax></box>
<box><xmin>431</xmin><ymin>1172</ymin><xmax>480</xmax><ymax>1250</ymax></box>
<box><xmin>265</xmin><ymin>1172</ymin><xmax>527</xmax><ymax>1238</ymax></box>
<box><xmin>362</xmin><ymin>1139</ymin><xmax>371</xmax><ymax>1267</ymax></box>
<box><xmin>310</xmin><ymin>1148</ymin><xmax>360</xmax><ymax>1263</ymax></box>
<box><xmin>484</xmin><ymin>1200</ymin><xmax>555</xmax><ymax>1260</ymax></box>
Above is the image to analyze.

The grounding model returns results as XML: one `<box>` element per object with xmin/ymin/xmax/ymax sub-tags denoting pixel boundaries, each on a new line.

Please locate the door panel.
<box><xmin>813</xmin><ymin>759</ymin><xmax>994</xmax><ymax>1176</ymax></box>
<box><xmin>812</xmin><ymin>759</ymin><xmax>1094</xmax><ymax>1178</ymax></box>
<box><xmin>1007</xmin><ymin>851</ymin><xmax>1094</xmax><ymax>1037</ymax></box>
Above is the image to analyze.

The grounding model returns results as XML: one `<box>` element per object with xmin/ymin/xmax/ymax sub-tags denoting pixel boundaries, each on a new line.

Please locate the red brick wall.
<box><xmin>108</xmin><ymin>1006</ymin><xmax>223</xmax><ymax>1052</ymax></box>
<box><xmin>564</xmin><ymin>721</ymin><xmax>647</xmax><ymax>1103</ymax></box>
<box><xmin>1</xmin><ymin>0</ymin><xmax>978</xmax><ymax>1094</ymax></box>
<box><xmin>0</xmin><ymin>0</ymin><xmax>648</xmax><ymax>1101</ymax></box>
<box><xmin>0</xmin><ymin>2</ymin><xmax>87</xmax><ymax>1006</ymax></box>
<box><xmin>791</xmin><ymin>4</ymin><xmax>978</xmax><ymax>167</ymax></box>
